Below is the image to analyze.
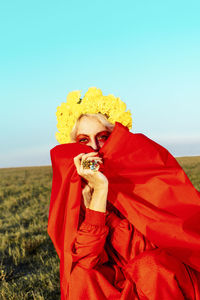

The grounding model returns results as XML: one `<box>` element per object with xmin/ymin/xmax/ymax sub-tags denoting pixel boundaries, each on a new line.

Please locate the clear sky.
<box><xmin>0</xmin><ymin>0</ymin><xmax>200</xmax><ymax>167</ymax></box>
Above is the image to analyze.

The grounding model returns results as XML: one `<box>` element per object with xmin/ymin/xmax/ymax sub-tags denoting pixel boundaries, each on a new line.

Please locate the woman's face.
<box><xmin>75</xmin><ymin>116</ymin><xmax>111</xmax><ymax>151</ymax></box>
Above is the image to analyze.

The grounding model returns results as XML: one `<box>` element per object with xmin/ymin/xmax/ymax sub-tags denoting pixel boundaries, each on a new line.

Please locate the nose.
<box><xmin>89</xmin><ymin>138</ymin><xmax>100</xmax><ymax>151</ymax></box>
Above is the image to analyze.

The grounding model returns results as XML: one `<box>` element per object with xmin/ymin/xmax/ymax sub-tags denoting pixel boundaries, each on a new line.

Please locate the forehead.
<box><xmin>76</xmin><ymin>116</ymin><xmax>107</xmax><ymax>136</ymax></box>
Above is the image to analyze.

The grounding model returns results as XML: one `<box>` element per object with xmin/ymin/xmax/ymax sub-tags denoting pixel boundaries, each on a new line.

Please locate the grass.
<box><xmin>0</xmin><ymin>156</ymin><xmax>199</xmax><ymax>299</ymax></box>
<box><xmin>0</xmin><ymin>166</ymin><xmax>59</xmax><ymax>300</ymax></box>
<box><xmin>176</xmin><ymin>156</ymin><xmax>200</xmax><ymax>190</ymax></box>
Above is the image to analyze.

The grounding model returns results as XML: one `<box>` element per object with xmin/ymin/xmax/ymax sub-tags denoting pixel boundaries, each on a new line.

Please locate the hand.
<box><xmin>74</xmin><ymin>152</ymin><xmax>108</xmax><ymax>212</ymax></box>
<box><xmin>73</xmin><ymin>152</ymin><xmax>108</xmax><ymax>191</ymax></box>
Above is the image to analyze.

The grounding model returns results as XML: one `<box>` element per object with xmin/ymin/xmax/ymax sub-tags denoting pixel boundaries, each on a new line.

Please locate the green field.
<box><xmin>0</xmin><ymin>156</ymin><xmax>200</xmax><ymax>299</ymax></box>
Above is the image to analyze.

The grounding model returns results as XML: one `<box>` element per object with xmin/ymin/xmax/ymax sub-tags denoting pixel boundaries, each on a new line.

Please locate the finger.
<box><xmin>73</xmin><ymin>153</ymin><xmax>85</xmax><ymax>163</ymax></box>
<box><xmin>74</xmin><ymin>153</ymin><xmax>85</xmax><ymax>173</ymax></box>
<box><xmin>85</xmin><ymin>152</ymin><xmax>99</xmax><ymax>155</ymax></box>
<box><xmin>85</xmin><ymin>156</ymin><xmax>102</xmax><ymax>160</ymax></box>
<box><xmin>80</xmin><ymin>164</ymin><xmax>101</xmax><ymax>177</ymax></box>
<box><xmin>80</xmin><ymin>154</ymin><xmax>102</xmax><ymax>172</ymax></box>
<box><xmin>85</xmin><ymin>157</ymin><xmax>103</xmax><ymax>163</ymax></box>
<box><xmin>75</xmin><ymin>152</ymin><xmax>102</xmax><ymax>176</ymax></box>
<box><xmin>81</xmin><ymin>152</ymin><xmax>99</xmax><ymax>160</ymax></box>
<box><xmin>80</xmin><ymin>159</ymin><xmax>102</xmax><ymax>174</ymax></box>
<box><xmin>80</xmin><ymin>164</ymin><xmax>92</xmax><ymax>175</ymax></box>
<box><xmin>80</xmin><ymin>168</ymin><xmax>100</xmax><ymax>178</ymax></box>
<box><xmin>74</xmin><ymin>152</ymin><xmax>98</xmax><ymax>166</ymax></box>
<box><xmin>73</xmin><ymin>153</ymin><xmax>84</xmax><ymax>164</ymax></box>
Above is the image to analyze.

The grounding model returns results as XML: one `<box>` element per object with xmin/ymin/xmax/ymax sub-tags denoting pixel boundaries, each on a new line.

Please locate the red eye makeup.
<box><xmin>96</xmin><ymin>131</ymin><xmax>110</xmax><ymax>141</ymax></box>
<box><xmin>76</xmin><ymin>131</ymin><xmax>110</xmax><ymax>144</ymax></box>
<box><xmin>76</xmin><ymin>136</ymin><xmax>89</xmax><ymax>144</ymax></box>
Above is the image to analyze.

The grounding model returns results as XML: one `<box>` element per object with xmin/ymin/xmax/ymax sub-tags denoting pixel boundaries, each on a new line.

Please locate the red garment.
<box><xmin>48</xmin><ymin>122</ymin><xmax>200</xmax><ymax>300</ymax></box>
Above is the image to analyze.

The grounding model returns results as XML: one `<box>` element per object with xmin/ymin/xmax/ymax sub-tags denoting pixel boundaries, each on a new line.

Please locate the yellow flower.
<box><xmin>55</xmin><ymin>87</ymin><xmax>133</xmax><ymax>144</ymax></box>
<box><xmin>66</xmin><ymin>91</ymin><xmax>81</xmax><ymax>105</ymax></box>
<box><xmin>84</xmin><ymin>87</ymin><xmax>102</xmax><ymax>100</ymax></box>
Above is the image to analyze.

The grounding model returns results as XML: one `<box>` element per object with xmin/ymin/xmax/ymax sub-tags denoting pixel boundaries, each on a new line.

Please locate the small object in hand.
<box><xmin>82</xmin><ymin>159</ymin><xmax>100</xmax><ymax>171</ymax></box>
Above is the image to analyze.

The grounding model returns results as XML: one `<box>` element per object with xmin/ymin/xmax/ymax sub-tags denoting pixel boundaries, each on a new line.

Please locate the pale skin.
<box><xmin>73</xmin><ymin>116</ymin><xmax>112</xmax><ymax>212</ymax></box>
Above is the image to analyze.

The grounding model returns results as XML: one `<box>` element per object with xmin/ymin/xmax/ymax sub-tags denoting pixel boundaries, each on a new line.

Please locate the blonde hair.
<box><xmin>70</xmin><ymin>113</ymin><xmax>115</xmax><ymax>142</ymax></box>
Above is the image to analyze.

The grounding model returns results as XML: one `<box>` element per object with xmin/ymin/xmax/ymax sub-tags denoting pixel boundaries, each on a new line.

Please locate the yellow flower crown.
<box><xmin>55</xmin><ymin>87</ymin><xmax>132</xmax><ymax>144</ymax></box>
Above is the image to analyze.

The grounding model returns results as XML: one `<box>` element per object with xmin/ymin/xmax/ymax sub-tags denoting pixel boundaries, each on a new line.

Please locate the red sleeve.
<box><xmin>107</xmin><ymin>211</ymin><xmax>156</xmax><ymax>265</ymax></box>
<box><xmin>71</xmin><ymin>209</ymin><xmax>109</xmax><ymax>269</ymax></box>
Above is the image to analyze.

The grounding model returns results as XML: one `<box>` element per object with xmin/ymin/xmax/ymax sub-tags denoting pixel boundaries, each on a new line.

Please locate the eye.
<box><xmin>97</xmin><ymin>134</ymin><xmax>110</xmax><ymax>141</ymax></box>
<box><xmin>78</xmin><ymin>138</ymin><xmax>88</xmax><ymax>143</ymax></box>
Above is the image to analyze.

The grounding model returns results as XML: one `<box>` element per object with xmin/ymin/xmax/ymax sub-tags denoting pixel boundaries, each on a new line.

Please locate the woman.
<box><xmin>48</xmin><ymin>88</ymin><xmax>200</xmax><ymax>300</ymax></box>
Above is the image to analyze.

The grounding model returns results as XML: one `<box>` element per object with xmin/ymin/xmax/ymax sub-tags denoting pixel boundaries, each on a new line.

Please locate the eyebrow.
<box><xmin>76</xmin><ymin>130</ymin><xmax>110</xmax><ymax>138</ymax></box>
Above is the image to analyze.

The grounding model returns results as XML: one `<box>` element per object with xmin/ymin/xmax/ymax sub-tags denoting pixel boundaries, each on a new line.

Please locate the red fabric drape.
<box><xmin>48</xmin><ymin>122</ymin><xmax>200</xmax><ymax>299</ymax></box>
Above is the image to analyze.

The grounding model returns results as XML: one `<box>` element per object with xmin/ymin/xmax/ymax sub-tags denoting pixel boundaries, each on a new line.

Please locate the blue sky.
<box><xmin>0</xmin><ymin>0</ymin><xmax>200</xmax><ymax>167</ymax></box>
